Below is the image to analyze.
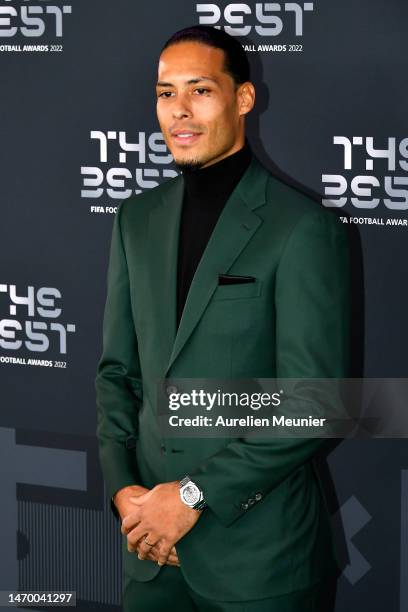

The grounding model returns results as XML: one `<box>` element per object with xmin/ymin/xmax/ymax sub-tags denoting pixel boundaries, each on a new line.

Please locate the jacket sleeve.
<box><xmin>95</xmin><ymin>201</ymin><xmax>143</xmax><ymax>519</ymax></box>
<box><xmin>189</xmin><ymin>208</ymin><xmax>351</xmax><ymax>528</ymax></box>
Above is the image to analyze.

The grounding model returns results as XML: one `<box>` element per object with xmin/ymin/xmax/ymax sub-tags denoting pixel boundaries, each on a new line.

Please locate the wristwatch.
<box><xmin>179</xmin><ymin>475</ymin><xmax>208</xmax><ymax>511</ymax></box>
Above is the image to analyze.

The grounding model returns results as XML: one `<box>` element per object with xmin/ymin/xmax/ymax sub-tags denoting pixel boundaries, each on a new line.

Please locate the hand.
<box><xmin>113</xmin><ymin>484</ymin><xmax>149</xmax><ymax>521</ymax></box>
<box><xmin>121</xmin><ymin>481</ymin><xmax>202</xmax><ymax>566</ymax></box>
<box><xmin>136</xmin><ymin>542</ymin><xmax>180</xmax><ymax>567</ymax></box>
<box><xmin>113</xmin><ymin>484</ymin><xmax>181</xmax><ymax>567</ymax></box>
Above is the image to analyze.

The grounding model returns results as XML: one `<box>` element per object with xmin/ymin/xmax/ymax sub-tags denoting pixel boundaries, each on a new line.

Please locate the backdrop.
<box><xmin>0</xmin><ymin>1</ymin><xmax>407</xmax><ymax>610</ymax></box>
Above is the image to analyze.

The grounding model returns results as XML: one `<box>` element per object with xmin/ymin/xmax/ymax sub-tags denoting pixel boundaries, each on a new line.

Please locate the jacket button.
<box><xmin>165</xmin><ymin>384</ymin><xmax>178</xmax><ymax>396</ymax></box>
<box><xmin>248</xmin><ymin>498</ymin><xmax>255</xmax><ymax>506</ymax></box>
<box><xmin>125</xmin><ymin>435</ymin><xmax>137</xmax><ymax>450</ymax></box>
<box><xmin>240</xmin><ymin>502</ymin><xmax>249</xmax><ymax>510</ymax></box>
<box><xmin>255</xmin><ymin>492</ymin><xmax>262</xmax><ymax>501</ymax></box>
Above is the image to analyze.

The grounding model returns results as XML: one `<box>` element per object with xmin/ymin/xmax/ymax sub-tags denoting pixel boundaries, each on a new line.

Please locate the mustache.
<box><xmin>169</xmin><ymin>125</ymin><xmax>205</xmax><ymax>134</ymax></box>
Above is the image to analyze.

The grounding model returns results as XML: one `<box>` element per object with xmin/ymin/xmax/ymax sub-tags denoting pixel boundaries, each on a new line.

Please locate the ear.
<box><xmin>237</xmin><ymin>82</ymin><xmax>256</xmax><ymax>116</ymax></box>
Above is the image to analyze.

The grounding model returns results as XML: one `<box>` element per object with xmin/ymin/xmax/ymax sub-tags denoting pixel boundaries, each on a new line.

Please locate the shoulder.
<box><xmin>254</xmin><ymin>157</ymin><xmax>346</xmax><ymax>240</ymax></box>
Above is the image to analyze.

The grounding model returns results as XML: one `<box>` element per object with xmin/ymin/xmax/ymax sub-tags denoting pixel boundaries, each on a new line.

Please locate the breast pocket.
<box><xmin>212</xmin><ymin>279</ymin><xmax>262</xmax><ymax>301</ymax></box>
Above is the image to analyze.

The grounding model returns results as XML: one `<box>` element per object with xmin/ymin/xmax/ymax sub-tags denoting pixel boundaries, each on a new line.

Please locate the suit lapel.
<box><xmin>147</xmin><ymin>155</ymin><xmax>269</xmax><ymax>376</ymax></box>
<box><xmin>147</xmin><ymin>175</ymin><xmax>184</xmax><ymax>374</ymax></box>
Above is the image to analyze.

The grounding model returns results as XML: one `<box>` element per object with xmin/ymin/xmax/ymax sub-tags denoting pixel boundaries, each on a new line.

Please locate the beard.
<box><xmin>173</xmin><ymin>157</ymin><xmax>205</xmax><ymax>172</ymax></box>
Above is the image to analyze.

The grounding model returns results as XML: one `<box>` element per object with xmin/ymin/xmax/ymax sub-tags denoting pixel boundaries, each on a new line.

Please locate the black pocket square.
<box><xmin>218</xmin><ymin>274</ymin><xmax>256</xmax><ymax>285</ymax></box>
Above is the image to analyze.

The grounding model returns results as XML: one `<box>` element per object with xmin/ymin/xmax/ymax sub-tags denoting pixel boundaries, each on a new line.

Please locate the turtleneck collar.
<box><xmin>181</xmin><ymin>139</ymin><xmax>252</xmax><ymax>203</ymax></box>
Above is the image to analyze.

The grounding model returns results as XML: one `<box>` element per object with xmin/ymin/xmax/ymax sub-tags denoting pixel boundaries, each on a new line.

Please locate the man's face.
<box><xmin>156</xmin><ymin>41</ymin><xmax>253</xmax><ymax>169</ymax></box>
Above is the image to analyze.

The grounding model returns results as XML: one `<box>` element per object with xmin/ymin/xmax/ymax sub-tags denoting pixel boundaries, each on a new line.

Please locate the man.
<box><xmin>95</xmin><ymin>24</ymin><xmax>350</xmax><ymax>611</ymax></box>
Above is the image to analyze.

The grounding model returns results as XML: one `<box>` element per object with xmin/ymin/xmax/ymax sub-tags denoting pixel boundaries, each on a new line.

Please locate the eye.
<box><xmin>157</xmin><ymin>91</ymin><xmax>174</xmax><ymax>98</ymax></box>
<box><xmin>193</xmin><ymin>87</ymin><xmax>210</xmax><ymax>95</ymax></box>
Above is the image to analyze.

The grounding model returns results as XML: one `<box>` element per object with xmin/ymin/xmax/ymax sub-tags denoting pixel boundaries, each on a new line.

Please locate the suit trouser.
<box><xmin>122</xmin><ymin>566</ymin><xmax>337</xmax><ymax>612</ymax></box>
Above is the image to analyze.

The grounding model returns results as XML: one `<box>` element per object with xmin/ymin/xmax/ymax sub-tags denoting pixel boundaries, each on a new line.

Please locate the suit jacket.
<box><xmin>95</xmin><ymin>154</ymin><xmax>351</xmax><ymax>601</ymax></box>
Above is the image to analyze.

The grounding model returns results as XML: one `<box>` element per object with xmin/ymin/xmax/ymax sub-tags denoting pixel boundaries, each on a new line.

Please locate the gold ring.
<box><xmin>144</xmin><ymin>538</ymin><xmax>155</xmax><ymax>547</ymax></box>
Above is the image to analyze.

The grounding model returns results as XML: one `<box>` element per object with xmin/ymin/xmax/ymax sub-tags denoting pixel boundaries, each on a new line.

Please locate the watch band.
<box><xmin>179</xmin><ymin>475</ymin><xmax>191</xmax><ymax>488</ymax></box>
<box><xmin>192</xmin><ymin>497</ymin><xmax>208</xmax><ymax>511</ymax></box>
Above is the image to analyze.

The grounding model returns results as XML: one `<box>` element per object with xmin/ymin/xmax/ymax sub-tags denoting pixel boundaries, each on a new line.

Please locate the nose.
<box><xmin>171</xmin><ymin>92</ymin><xmax>192</xmax><ymax>120</ymax></box>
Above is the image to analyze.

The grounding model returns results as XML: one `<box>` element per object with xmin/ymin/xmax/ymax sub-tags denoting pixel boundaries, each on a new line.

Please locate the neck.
<box><xmin>181</xmin><ymin>139</ymin><xmax>252</xmax><ymax>202</ymax></box>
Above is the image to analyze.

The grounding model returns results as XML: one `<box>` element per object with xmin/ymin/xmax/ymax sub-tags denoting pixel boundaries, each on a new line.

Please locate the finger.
<box><xmin>167</xmin><ymin>547</ymin><xmax>179</xmax><ymax>562</ymax></box>
<box><xmin>137</xmin><ymin>537</ymin><xmax>159</xmax><ymax>560</ymax></box>
<box><xmin>129</xmin><ymin>496</ymin><xmax>145</xmax><ymax>504</ymax></box>
<box><xmin>157</xmin><ymin>542</ymin><xmax>173</xmax><ymax>566</ymax></box>
<box><xmin>166</xmin><ymin>552</ymin><xmax>180</xmax><ymax>566</ymax></box>
<box><xmin>145</xmin><ymin>548</ymin><xmax>179</xmax><ymax>566</ymax></box>
<box><xmin>139</xmin><ymin>538</ymin><xmax>161</xmax><ymax>557</ymax></box>
<box><xmin>121</xmin><ymin>511</ymin><xmax>142</xmax><ymax>535</ymax></box>
<box><xmin>165</xmin><ymin>556</ymin><xmax>180</xmax><ymax>567</ymax></box>
<box><xmin>146</xmin><ymin>549</ymin><xmax>159</xmax><ymax>562</ymax></box>
<box><xmin>129</xmin><ymin>489</ymin><xmax>154</xmax><ymax>505</ymax></box>
<box><xmin>127</xmin><ymin>526</ymin><xmax>151</xmax><ymax>552</ymax></box>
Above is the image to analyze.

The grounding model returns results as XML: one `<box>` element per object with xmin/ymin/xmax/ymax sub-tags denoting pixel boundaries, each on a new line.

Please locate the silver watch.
<box><xmin>179</xmin><ymin>475</ymin><xmax>207</xmax><ymax>511</ymax></box>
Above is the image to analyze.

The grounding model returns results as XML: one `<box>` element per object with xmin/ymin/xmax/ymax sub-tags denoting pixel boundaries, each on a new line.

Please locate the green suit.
<box><xmin>95</xmin><ymin>155</ymin><xmax>350</xmax><ymax>601</ymax></box>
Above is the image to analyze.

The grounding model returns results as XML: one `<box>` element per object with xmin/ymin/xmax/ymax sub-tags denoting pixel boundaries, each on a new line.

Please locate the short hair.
<box><xmin>161</xmin><ymin>25</ymin><xmax>250</xmax><ymax>87</ymax></box>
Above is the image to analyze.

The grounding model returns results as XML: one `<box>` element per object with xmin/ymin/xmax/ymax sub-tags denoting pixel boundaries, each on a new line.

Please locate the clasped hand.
<box><xmin>121</xmin><ymin>481</ymin><xmax>202</xmax><ymax>566</ymax></box>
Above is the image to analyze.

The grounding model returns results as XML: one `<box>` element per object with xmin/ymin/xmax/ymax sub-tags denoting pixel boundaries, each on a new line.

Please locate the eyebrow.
<box><xmin>156</xmin><ymin>76</ymin><xmax>219</xmax><ymax>87</ymax></box>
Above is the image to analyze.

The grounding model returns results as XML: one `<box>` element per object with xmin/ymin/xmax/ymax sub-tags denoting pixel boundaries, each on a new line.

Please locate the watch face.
<box><xmin>182</xmin><ymin>484</ymin><xmax>200</xmax><ymax>505</ymax></box>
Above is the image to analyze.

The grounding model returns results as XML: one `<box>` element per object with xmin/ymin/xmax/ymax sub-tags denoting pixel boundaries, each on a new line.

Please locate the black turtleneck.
<box><xmin>176</xmin><ymin>140</ymin><xmax>252</xmax><ymax>328</ymax></box>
